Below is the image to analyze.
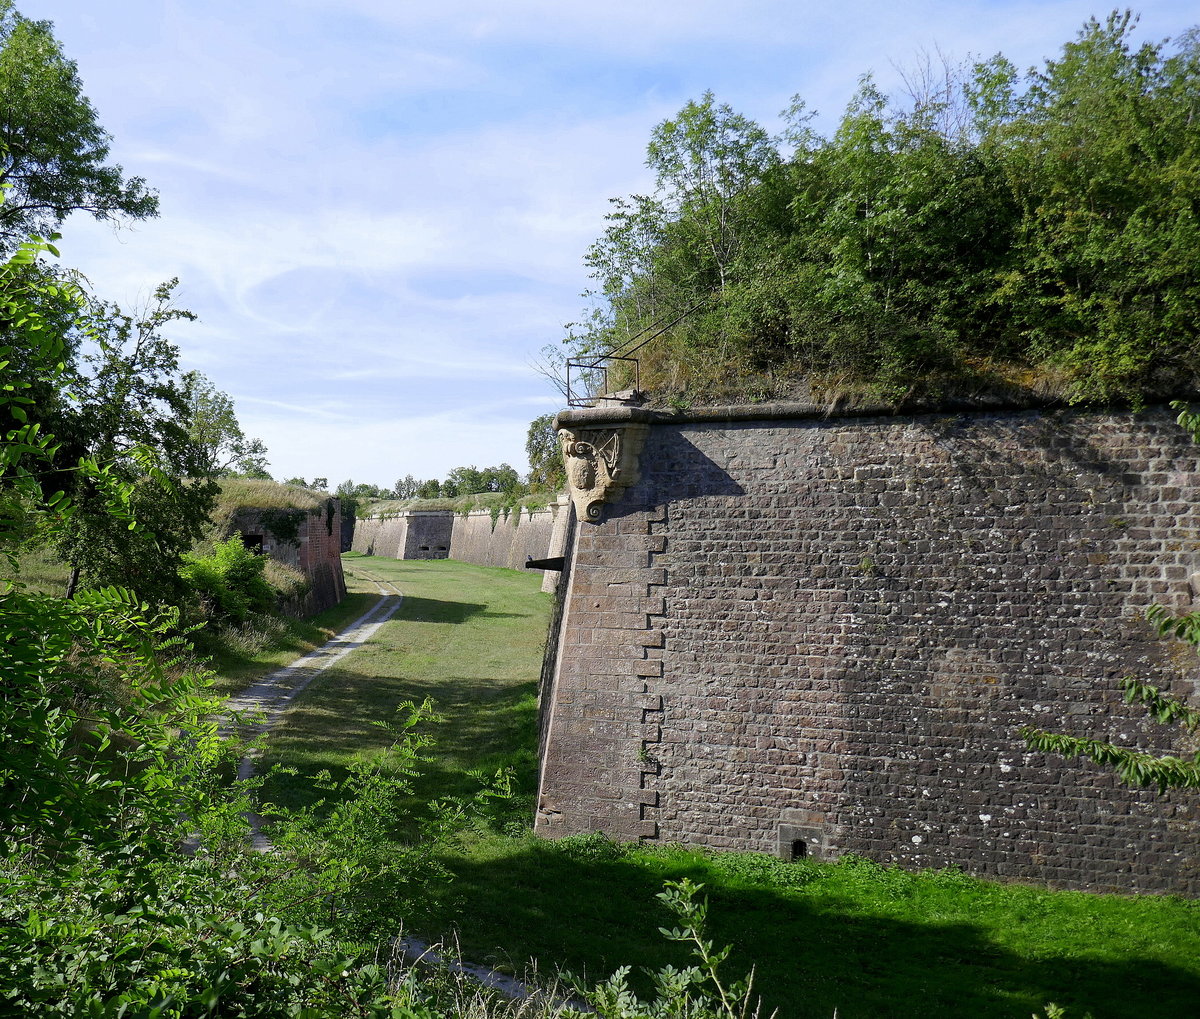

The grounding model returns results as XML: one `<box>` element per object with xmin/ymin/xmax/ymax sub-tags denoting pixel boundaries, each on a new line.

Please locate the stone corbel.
<box><xmin>559</xmin><ymin>422</ymin><xmax>649</xmax><ymax>522</ymax></box>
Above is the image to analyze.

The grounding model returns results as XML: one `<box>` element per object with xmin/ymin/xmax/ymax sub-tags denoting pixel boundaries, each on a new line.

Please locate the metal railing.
<box><xmin>565</xmin><ymin>354</ymin><xmax>640</xmax><ymax>407</ymax></box>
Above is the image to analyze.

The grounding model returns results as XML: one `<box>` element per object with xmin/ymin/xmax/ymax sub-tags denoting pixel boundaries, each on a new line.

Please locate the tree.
<box><xmin>526</xmin><ymin>413</ymin><xmax>565</xmax><ymax>492</ymax></box>
<box><xmin>334</xmin><ymin>478</ymin><xmax>392</xmax><ymax>523</ymax></box>
<box><xmin>0</xmin><ymin>233</ymin><xmax>115</xmax><ymax>558</ymax></box>
<box><xmin>1023</xmin><ymin>402</ymin><xmax>1200</xmax><ymax>792</ymax></box>
<box><xmin>0</xmin><ymin>1</ymin><xmax>157</xmax><ymax>250</ymax></box>
<box><xmin>393</xmin><ymin>474</ymin><xmax>419</xmax><ymax>499</ymax></box>
<box><xmin>984</xmin><ymin>13</ymin><xmax>1200</xmax><ymax>400</ymax></box>
<box><xmin>643</xmin><ymin>90</ymin><xmax>781</xmax><ymax>294</ymax></box>
<box><xmin>567</xmin><ymin>16</ymin><xmax>1200</xmax><ymax>406</ymax></box>
<box><xmin>44</xmin><ymin>279</ymin><xmax>216</xmax><ymax>601</ymax></box>
<box><xmin>183</xmin><ymin>372</ymin><xmax>271</xmax><ymax>478</ymax></box>
<box><xmin>581</xmin><ymin>92</ymin><xmax>782</xmax><ymax>384</ymax></box>
<box><xmin>441</xmin><ymin>465</ymin><xmax>482</xmax><ymax>498</ymax></box>
<box><xmin>480</xmin><ymin>463</ymin><xmax>520</xmax><ymax>495</ymax></box>
<box><xmin>0</xmin><ymin>237</ymin><xmax>452</xmax><ymax>1013</ymax></box>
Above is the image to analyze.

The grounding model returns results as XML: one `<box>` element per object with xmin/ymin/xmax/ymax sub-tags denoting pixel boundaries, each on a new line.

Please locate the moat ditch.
<box><xmin>216</xmin><ymin>555</ymin><xmax>1200</xmax><ymax>1019</ymax></box>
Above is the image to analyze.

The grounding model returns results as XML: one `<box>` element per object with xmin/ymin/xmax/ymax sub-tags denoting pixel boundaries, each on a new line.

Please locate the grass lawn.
<box><xmin>258</xmin><ymin>554</ymin><xmax>549</xmax><ymax>823</ymax></box>
<box><xmin>1</xmin><ymin>545</ymin><xmax>71</xmax><ymax>596</ymax></box>
<box><xmin>246</xmin><ymin>555</ymin><xmax>1200</xmax><ymax>1019</ymax></box>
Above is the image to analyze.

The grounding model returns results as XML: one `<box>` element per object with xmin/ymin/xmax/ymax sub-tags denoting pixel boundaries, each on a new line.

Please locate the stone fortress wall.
<box><xmin>352</xmin><ymin>497</ymin><xmax>571</xmax><ymax>593</ymax></box>
<box><xmin>534</xmin><ymin>402</ymin><xmax>1200</xmax><ymax>894</ymax></box>
<box><xmin>351</xmin><ymin>511</ymin><xmax>454</xmax><ymax>560</ymax></box>
<box><xmin>231</xmin><ymin>499</ymin><xmax>347</xmax><ymax>615</ymax></box>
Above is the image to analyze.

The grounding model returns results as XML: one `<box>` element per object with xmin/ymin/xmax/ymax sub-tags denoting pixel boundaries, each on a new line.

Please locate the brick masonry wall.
<box><xmin>535</xmin><ymin>405</ymin><xmax>1200</xmax><ymax>893</ymax></box>
<box><xmin>232</xmin><ymin>501</ymin><xmax>346</xmax><ymax>615</ymax></box>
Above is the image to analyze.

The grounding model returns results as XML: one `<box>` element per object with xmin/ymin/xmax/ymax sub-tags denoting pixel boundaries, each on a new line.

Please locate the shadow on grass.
<box><xmin>399</xmin><ymin>595</ymin><xmax>486</xmax><ymax>625</ymax></box>
<box><xmin>421</xmin><ymin>841</ymin><xmax>1200</xmax><ymax>1019</ymax></box>
<box><xmin>261</xmin><ymin>672</ymin><xmax>538</xmax><ymax>813</ymax></box>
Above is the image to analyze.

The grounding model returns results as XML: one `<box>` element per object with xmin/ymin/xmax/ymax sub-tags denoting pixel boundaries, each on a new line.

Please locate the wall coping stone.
<box><xmin>555</xmin><ymin>393</ymin><xmax>1200</xmax><ymax>431</ymax></box>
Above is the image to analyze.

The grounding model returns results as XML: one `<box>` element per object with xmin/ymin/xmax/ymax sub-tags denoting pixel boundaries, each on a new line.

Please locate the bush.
<box><xmin>179</xmin><ymin>534</ymin><xmax>275</xmax><ymax>623</ymax></box>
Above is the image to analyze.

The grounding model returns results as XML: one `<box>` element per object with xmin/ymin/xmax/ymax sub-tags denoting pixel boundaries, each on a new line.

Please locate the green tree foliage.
<box><xmin>575</xmin><ymin>13</ymin><xmax>1200</xmax><ymax>405</ymax></box>
<box><xmin>0</xmin><ymin>238</ymin><xmax>79</xmax><ymax>549</ymax></box>
<box><xmin>393</xmin><ymin>472</ymin><xmax>420</xmax><ymax>498</ymax></box>
<box><xmin>2</xmin><ymin>238</ymin><xmax>773</xmax><ymax>1015</ymax></box>
<box><xmin>441</xmin><ymin>463</ymin><xmax>522</xmax><ymax>498</ymax></box>
<box><xmin>183</xmin><ymin>371</ymin><xmax>271</xmax><ymax>478</ymax></box>
<box><xmin>526</xmin><ymin>412</ymin><xmax>566</xmax><ymax>492</ymax></box>
<box><xmin>179</xmin><ymin>534</ymin><xmax>275</xmax><ymax>623</ymax></box>
<box><xmin>0</xmin><ymin>1</ymin><xmax>157</xmax><ymax>250</ymax></box>
<box><xmin>41</xmin><ymin>279</ymin><xmax>217</xmax><ymax>602</ymax></box>
<box><xmin>377</xmin><ymin>465</ymin><xmax>526</xmax><ymax>502</ymax></box>
<box><xmin>1023</xmin><ymin>401</ymin><xmax>1200</xmax><ymax>792</ymax></box>
<box><xmin>980</xmin><ymin>13</ymin><xmax>1200</xmax><ymax>400</ymax></box>
<box><xmin>0</xmin><ymin>240</ymin><xmax>462</xmax><ymax>1014</ymax></box>
<box><xmin>334</xmin><ymin>477</ymin><xmax>392</xmax><ymax>522</ymax></box>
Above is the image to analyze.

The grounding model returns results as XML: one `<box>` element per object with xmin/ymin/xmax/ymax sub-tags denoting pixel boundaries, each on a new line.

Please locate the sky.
<box><xmin>18</xmin><ymin>0</ymin><xmax>1200</xmax><ymax>490</ymax></box>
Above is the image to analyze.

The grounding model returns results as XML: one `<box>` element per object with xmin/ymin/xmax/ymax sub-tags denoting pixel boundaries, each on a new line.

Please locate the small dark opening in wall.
<box><xmin>436</xmin><ymin>546</ymin><xmax>447</xmax><ymax>551</ymax></box>
<box><xmin>790</xmin><ymin>839</ymin><xmax>807</xmax><ymax>861</ymax></box>
<box><xmin>419</xmin><ymin>545</ymin><xmax>430</xmax><ymax>551</ymax></box>
<box><xmin>242</xmin><ymin>534</ymin><xmax>263</xmax><ymax>552</ymax></box>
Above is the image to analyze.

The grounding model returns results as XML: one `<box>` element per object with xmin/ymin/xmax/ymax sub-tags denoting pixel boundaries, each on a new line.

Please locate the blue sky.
<box><xmin>20</xmin><ymin>0</ymin><xmax>1199</xmax><ymax>489</ymax></box>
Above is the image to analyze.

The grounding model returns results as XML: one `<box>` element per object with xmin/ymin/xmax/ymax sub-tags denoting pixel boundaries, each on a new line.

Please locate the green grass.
<box><xmin>251</xmin><ymin>556</ymin><xmax>1200</xmax><ymax>1019</ymax></box>
<box><xmin>216</xmin><ymin>477</ymin><xmax>329</xmax><ymax>512</ymax></box>
<box><xmin>258</xmin><ymin>555</ymin><xmax>550</xmax><ymax>823</ymax></box>
<box><xmin>429</xmin><ymin>833</ymin><xmax>1200</xmax><ymax>1019</ymax></box>
<box><xmin>0</xmin><ymin>545</ymin><xmax>71</xmax><ymax>595</ymax></box>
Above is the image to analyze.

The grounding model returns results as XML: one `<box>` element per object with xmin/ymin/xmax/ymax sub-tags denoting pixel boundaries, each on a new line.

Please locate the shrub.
<box><xmin>179</xmin><ymin>534</ymin><xmax>275</xmax><ymax>623</ymax></box>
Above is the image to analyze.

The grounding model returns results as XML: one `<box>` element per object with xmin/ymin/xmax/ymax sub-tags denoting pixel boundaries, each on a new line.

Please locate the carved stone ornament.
<box><xmin>559</xmin><ymin>423</ymin><xmax>649</xmax><ymax>522</ymax></box>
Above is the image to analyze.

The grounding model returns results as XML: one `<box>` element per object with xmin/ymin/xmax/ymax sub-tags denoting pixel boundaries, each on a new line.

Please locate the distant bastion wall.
<box><xmin>351</xmin><ymin>512</ymin><xmax>453</xmax><ymax>560</ymax></box>
<box><xmin>351</xmin><ymin>498</ymin><xmax>569</xmax><ymax>589</ymax></box>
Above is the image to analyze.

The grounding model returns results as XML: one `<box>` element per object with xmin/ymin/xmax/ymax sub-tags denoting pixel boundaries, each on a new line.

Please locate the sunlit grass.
<box><xmin>196</xmin><ymin>592</ymin><xmax>374</xmax><ymax>698</ymax></box>
<box><xmin>258</xmin><ymin>556</ymin><xmax>549</xmax><ymax>822</ymax></box>
<box><xmin>0</xmin><ymin>544</ymin><xmax>71</xmax><ymax>595</ymax></box>
<box><xmin>216</xmin><ymin>477</ymin><xmax>328</xmax><ymax>512</ymax></box>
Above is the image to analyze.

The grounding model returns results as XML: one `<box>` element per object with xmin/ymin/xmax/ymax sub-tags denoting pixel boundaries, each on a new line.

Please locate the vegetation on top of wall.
<box><xmin>209</xmin><ymin>479</ymin><xmax>330</xmax><ymax>543</ymax></box>
<box><xmin>361</xmin><ymin>490</ymin><xmax>554</xmax><ymax>520</ymax></box>
<box><xmin>567</xmin><ymin>12</ymin><xmax>1200</xmax><ymax>409</ymax></box>
<box><xmin>216</xmin><ymin>478</ymin><xmax>328</xmax><ymax>513</ymax></box>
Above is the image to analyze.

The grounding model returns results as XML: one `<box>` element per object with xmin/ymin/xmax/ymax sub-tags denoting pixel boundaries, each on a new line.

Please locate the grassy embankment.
<box><xmin>231</xmin><ymin>555</ymin><xmax>1200</xmax><ymax>1019</ymax></box>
